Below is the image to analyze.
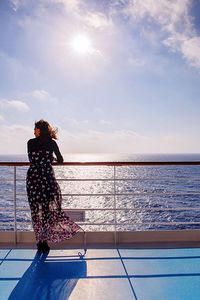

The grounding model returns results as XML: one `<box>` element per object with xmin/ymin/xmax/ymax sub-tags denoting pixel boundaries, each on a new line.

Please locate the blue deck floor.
<box><xmin>0</xmin><ymin>247</ymin><xmax>200</xmax><ymax>299</ymax></box>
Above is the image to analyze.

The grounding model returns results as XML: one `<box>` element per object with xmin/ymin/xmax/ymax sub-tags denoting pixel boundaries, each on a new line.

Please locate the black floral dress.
<box><xmin>26</xmin><ymin>137</ymin><xmax>81</xmax><ymax>243</ymax></box>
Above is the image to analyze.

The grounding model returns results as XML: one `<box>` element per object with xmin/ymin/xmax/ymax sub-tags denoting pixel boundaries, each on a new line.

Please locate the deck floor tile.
<box><xmin>0</xmin><ymin>280</ymin><xmax>19</xmax><ymax>300</ymax></box>
<box><xmin>0</xmin><ymin>249</ymin><xmax>10</xmax><ymax>260</ymax></box>
<box><xmin>130</xmin><ymin>276</ymin><xmax>200</xmax><ymax>300</ymax></box>
<box><xmin>1</xmin><ymin>247</ymin><xmax>200</xmax><ymax>300</ymax></box>
<box><xmin>69</xmin><ymin>278</ymin><xmax>134</xmax><ymax>300</ymax></box>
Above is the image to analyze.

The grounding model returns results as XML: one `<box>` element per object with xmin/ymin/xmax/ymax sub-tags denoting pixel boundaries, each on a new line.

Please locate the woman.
<box><xmin>26</xmin><ymin>119</ymin><xmax>81</xmax><ymax>251</ymax></box>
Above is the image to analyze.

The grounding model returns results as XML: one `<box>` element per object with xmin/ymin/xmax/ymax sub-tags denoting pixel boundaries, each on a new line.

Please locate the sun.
<box><xmin>71</xmin><ymin>34</ymin><xmax>93</xmax><ymax>54</ymax></box>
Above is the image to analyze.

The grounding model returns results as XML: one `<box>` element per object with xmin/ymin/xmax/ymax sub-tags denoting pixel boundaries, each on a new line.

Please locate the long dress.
<box><xmin>26</xmin><ymin>137</ymin><xmax>81</xmax><ymax>243</ymax></box>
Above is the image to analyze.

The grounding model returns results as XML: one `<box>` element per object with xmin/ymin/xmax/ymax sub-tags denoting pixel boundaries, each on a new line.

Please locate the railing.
<box><xmin>1</xmin><ymin>161</ymin><xmax>200</xmax><ymax>244</ymax></box>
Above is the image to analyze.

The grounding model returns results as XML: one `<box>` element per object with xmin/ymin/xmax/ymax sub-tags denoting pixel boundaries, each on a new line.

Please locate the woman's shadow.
<box><xmin>8</xmin><ymin>250</ymin><xmax>87</xmax><ymax>300</ymax></box>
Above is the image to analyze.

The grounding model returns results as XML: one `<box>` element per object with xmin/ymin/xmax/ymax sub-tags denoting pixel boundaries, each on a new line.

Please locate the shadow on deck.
<box><xmin>1</xmin><ymin>247</ymin><xmax>200</xmax><ymax>299</ymax></box>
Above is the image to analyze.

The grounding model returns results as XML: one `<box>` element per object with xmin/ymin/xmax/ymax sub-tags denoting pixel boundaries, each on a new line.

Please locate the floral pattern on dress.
<box><xmin>26</xmin><ymin>150</ymin><xmax>82</xmax><ymax>243</ymax></box>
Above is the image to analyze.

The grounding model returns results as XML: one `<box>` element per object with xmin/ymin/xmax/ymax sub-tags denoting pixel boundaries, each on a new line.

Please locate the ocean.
<box><xmin>1</xmin><ymin>153</ymin><xmax>200</xmax><ymax>232</ymax></box>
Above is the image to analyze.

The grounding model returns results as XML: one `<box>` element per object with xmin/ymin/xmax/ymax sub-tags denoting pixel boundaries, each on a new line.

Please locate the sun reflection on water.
<box><xmin>2</xmin><ymin>154</ymin><xmax>200</xmax><ymax>232</ymax></box>
<box><xmin>63</xmin><ymin>153</ymin><xmax>117</xmax><ymax>162</ymax></box>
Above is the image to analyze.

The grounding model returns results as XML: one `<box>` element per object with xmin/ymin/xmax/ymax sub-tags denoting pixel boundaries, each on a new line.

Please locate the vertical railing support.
<box><xmin>114</xmin><ymin>166</ymin><xmax>117</xmax><ymax>246</ymax></box>
<box><xmin>13</xmin><ymin>166</ymin><xmax>17</xmax><ymax>244</ymax></box>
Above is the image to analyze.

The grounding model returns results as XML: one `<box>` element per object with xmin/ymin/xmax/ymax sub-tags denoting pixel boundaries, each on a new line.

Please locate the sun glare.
<box><xmin>71</xmin><ymin>34</ymin><xmax>93</xmax><ymax>54</ymax></box>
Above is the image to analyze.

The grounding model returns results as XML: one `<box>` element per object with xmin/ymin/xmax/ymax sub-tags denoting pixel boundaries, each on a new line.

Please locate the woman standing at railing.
<box><xmin>26</xmin><ymin>119</ymin><xmax>81</xmax><ymax>251</ymax></box>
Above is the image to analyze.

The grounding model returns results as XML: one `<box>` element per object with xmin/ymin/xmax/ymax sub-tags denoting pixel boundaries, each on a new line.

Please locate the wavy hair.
<box><xmin>35</xmin><ymin>119</ymin><xmax>58</xmax><ymax>140</ymax></box>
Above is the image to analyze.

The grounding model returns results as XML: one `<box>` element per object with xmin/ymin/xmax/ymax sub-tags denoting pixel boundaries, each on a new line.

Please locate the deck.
<box><xmin>1</xmin><ymin>246</ymin><xmax>200</xmax><ymax>300</ymax></box>
<box><xmin>1</xmin><ymin>161</ymin><xmax>200</xmax><ymax>299</ymax></box>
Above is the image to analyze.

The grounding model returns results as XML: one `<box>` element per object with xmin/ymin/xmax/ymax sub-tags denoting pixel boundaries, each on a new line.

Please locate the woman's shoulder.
<box><xmin>49</xmin><ymin>138</ymin><xmax>58</xmax><ymax>147</ymax></box>
<box><xmin>28</xmin><ymin>138</ymin><xmax>38</xmax><ymax>145</ymax></box>
<box><xmin>27</xmin><ymin>138</ymin><xmax>41</xmax><ymax>149</ymax></box>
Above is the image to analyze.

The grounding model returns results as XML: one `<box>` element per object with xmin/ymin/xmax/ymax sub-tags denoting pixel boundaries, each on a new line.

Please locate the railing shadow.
<box><xmin>8</xmin><ymin>250</ymin><xmax>87</xmax><ymax>300</ymax></box>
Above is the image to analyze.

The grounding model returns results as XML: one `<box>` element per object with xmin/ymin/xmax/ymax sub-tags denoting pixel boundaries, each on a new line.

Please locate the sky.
<box><xmin>0</xmin><ymin>0</ymin><xmax>200</xmax><ymax>155</ymax></box>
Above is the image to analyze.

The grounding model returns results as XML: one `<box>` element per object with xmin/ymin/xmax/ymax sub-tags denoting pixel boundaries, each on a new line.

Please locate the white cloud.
<box><xmin>52</xmin><ymin>0</ymin><xmax>112</xmax><ymax>31</ymax></box>
<box><xmin>62</xmin><ymin>117</ymin><xmax>111</xmax><ymax>129</ymax></box>
<box><xmin>0</xmin><ymin>124</ymin><xmax>199</xmax><ymax>154</ymax></box>
<box><xmin>53</xmin><ymin>0</ymin><xmax>80</xmax><ymax>12</ymax></box>
<box><xmin>10</xmin><ymin>0</ymin><xmax>199</xmax><ymax>69</ymax></box>
<box><xmin>84</xmin><ymin>12</ymin><xmax>113</xmax><ymax>30</ymax></box>
<box><xmin>0</xmin><ymin>115</ymin><xmax>4</xmax><ymax>122</ymax></box>
<box><xmin>64</xmin><ymin>117</ymin><xmax>89</xmax><ymax>127</ymax></box>
<box><xmin>10</xmin><ymin>0</ymin><xmax>28</xmax><ymax>11</ymax></box>
<box><xmin>31</xmin><ymin>89</ymin><xmax>49</xmax><ymax>101</ymax></box>
<box><xmin>0</xmin><ymin>99</ymin><xmax>30</xmax><ymax>112</ymax></box>
<box><xmin>30</xmin><ymin>89</ymin><xmax>57</xmax><ymax>102</ymax></box>
<box><xmin>126</xmin><ymin>0</ymin><xmax>191</xmax><ymax>28</ymax></box>
<box><xmin>15</xmin><ymin>0</ymin><xmax>106</xmax><ymax>63</ymax></box>
<box><xmin>163</xmin><ymin>32</ymin><xmax>200</xmax><ymax>68</ymax></box>
<box><xmin>0</xmin><ymin>124</ymin><xmax>32</xmax><ymax>154</ymax></box>
<box><xmin>99</xmin><ymin>120</ymin><xmax>112</xmax><ymax>126</ymax></box>
<box><xmin>59</xmin><ymin>129</ymin><xmax>200</xmax><ymax>154</ymax></box>
<box><xmin>124</xmin><ymin>0</ymin><xmax>200</xmax><ymax>69</ymax></box>
<box><xmin>180</xmin><ymin>36</ymin><xmax>200</xmax><ymax>68</ymax></box>
<box><xmin>128</xmin><ymin>56</ymin><xmax>145</xmax><ymax>67</ymax></box>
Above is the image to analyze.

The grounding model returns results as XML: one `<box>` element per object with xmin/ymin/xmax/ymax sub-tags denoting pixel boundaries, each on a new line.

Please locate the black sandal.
<box><xmin>37</xmin><ymin>241</ymin><xmax>50</xmax><ymax>252</ymax></box>
<box><xmin>37</xmin><ymin>241</ymin><xmax>44</xmax><ymax>251</ymax></box>
<box><xmin>42</xmin><ymin>241</ymin><xmax>50</xmax><ymax>251</ymax></box>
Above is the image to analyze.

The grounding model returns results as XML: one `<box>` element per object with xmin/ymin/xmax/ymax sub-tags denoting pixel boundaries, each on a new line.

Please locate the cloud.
<box><xmin>12</xmin><ymin>0</ymin><xmax>107</xmax><ymax>67</ymax></box>
<box><xmin>52</xmin><ymin>0</ymin><xmax>112</xmax><ymax>29</ymax></box>
<box><xmin>0</xmin><ymin>115</ymin><xmax>4</xmax><ymax>122</ymax></box>
<box><xmin>63</xmin><ymin>117</ymin><xmax>111</xmax><ymax>129</ymax></box>
<box><xmin>124</xmin><ymin>0</ymin><xmax>200</xmax><ymax>69</ymax></box>
<box><xmin>30</xmin><ymin>89</ymin><xmax>57</xmax><ymax>102</ymax></box>
<box><xmin>0</xmin><ymin>99</ymin><xmax>30</xmax><ymax>112</ymax></box>
<box><xmin>63</xmin><ymin>117</ymin><xmax>89</xmax><ymax>127</ymax></box>
<box><xmin>9</xmin><ymin>0</ymin><xmax>199</xmax><ymax>69</ymax></box>
<box><xmin>125</xmin><ymin>0</ymin><xmax>191</xmax><ymax>26</ymax></box>
<box><xmin>128</xmin><ymin>56</ymin><xmax>146</xmax><ymax>67</ymax></box>
<box><xmin>31</xmin><ymin>89</ymin><xmax>49</xmax><ymax>101</ymax></box>
<box><xmin>53</xmin><ymin>0</ymin><xmax>80</xmax><ymax>12</ymax></box>
<box><xmin>179</xmin><ymin>36</ymin><xmax>200</xmax><ymax>69</ymax></box>
<box><xmin>99</xmin><ymin>120</ymin><xmax>112</xmax><ymax>126</ymax></box>
<box><xmin>0</xmin><ymin>124</ymin><xmax>32</xmax><ymax>154</ymax></box>
<box><xmin>59</xmin><ymin>129</ymin><xmax>200</xmax><ymax>154</ymax></box>
<box><xmin>0</xmin><ymin>124</ymin><xmax>199</xmax><ymax>154</ymax></box>
<box><xmin>10</xmin><ymin>0</ymin><xmax>27</xmax><ymax>11</ymax></box>
<box><xmin>84</xmin><ymin>12</ymin><xmax>113</xmax><ymax>30</ymax></box>
<box><xmin>31</xmin><ymin>0</ymin><xmax>113</xmax><ymax>31</ymax></box>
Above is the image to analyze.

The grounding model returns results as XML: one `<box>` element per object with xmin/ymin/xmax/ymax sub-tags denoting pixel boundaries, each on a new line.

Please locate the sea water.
<box><xmin>0</xmin><ymin>153</ymin><xmax>200</xmax><ymax>231</ymax></box>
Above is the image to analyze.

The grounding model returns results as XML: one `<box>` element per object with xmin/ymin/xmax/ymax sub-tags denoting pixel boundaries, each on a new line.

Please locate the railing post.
<box><xmin>114</xmin><ymin>165</ymin><xmax>117</xmax><ymax>246</ymax></box>
<box><xmin>13</xmin><ymin>166</ymin><xmax>17</xmax><ymax>244</ymax></box>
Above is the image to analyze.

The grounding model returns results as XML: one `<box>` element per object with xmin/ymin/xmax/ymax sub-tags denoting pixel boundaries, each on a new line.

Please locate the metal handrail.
<box><xmin>1</xmin><ymin>161</ymin><xmax>200</xmax><ymax>166</ymax></box>
<box><xmin>1</xmin><ymin>161</ymin><xmax>200</xmax><ymax>242</ymax></box>
<box><xmin>1</xmin><ymin>207</ymin><xmax>200</xmax><ymax>212</ymax></box>
<box><xmin>4</xmin><ymin>192</ymin><xmax>200</xmax><ymax>196</ymax></box>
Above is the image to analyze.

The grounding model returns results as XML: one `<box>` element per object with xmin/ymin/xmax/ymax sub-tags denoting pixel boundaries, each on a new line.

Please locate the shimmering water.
<box><xmin>1</xmin><ymin>153</ymin><xmax>200</xmax><ymax>231</ymax></box>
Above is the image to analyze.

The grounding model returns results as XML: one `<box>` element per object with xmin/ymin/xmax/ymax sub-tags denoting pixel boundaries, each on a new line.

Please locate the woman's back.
<box><xmin>28</xmin><ymin>137</ymin><xmax>63</xmax><ymax>165</ymax></box>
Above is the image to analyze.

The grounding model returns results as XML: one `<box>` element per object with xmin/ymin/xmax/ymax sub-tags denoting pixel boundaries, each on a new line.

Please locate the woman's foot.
<box><xmin>37</xmin><ymin>241</ymin><xmax>50</xmax><ymax>252</ymax></box>
<box><xmin>42</xmin><ymin>241</ymin><xmax>50</xmax><ymax>251</ymax></box>
<box><xmin>37</xmin><ymin>241</ymin><xmax>44</xmax><ymax>251</ymax></box>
